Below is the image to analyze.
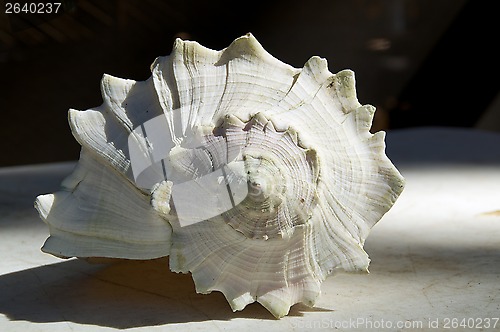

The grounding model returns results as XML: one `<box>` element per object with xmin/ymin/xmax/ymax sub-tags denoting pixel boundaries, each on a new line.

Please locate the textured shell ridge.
<box><xmin>35</xmin><ymin>149</ymin><xmax>172</xmax><ymax>259</ymax></box>
<box><xmin>35</xmin><ymin>33</ymin><xmax>405</xmax><ymax>318</ymax></box>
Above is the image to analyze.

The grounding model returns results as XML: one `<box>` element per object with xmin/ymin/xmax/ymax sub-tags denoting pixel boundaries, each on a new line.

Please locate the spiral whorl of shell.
<box><xmin>35</xmin><ymin>33</ymin><xmax>404</xmax><ymax>318</ymax></box>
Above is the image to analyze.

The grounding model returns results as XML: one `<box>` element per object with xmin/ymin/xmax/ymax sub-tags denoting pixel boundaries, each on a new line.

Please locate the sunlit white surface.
<box><xmin>1</xmin><ymin>128</ymin><xmax>499</xmax><ymax>331</ymax></box>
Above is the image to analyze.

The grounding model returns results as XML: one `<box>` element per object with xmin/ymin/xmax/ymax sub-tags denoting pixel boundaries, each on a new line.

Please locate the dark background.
<box><xmin>1</xmin><ymin>0</ymin><xmax>499</xmax><ymax>167</ymax></box>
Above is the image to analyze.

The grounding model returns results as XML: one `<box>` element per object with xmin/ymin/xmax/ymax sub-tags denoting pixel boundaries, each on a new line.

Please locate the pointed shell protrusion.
<box><xmin>35</xmin><ymin>33</ymin><xmax>404</xmax><ymax>318</ymax></box>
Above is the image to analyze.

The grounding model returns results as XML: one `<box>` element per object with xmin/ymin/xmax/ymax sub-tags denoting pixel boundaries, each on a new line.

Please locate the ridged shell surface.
<box><xmin>35</xmin><ymin>33</ymin><xmax>404</xmax><ymax>318</ymax></box>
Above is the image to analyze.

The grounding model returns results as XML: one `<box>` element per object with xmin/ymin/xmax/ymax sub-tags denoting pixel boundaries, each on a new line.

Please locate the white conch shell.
<box><xmin>35</xmin><ymin>33</ymin><xmax>404</xmax><ymax>318</ymax></box>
